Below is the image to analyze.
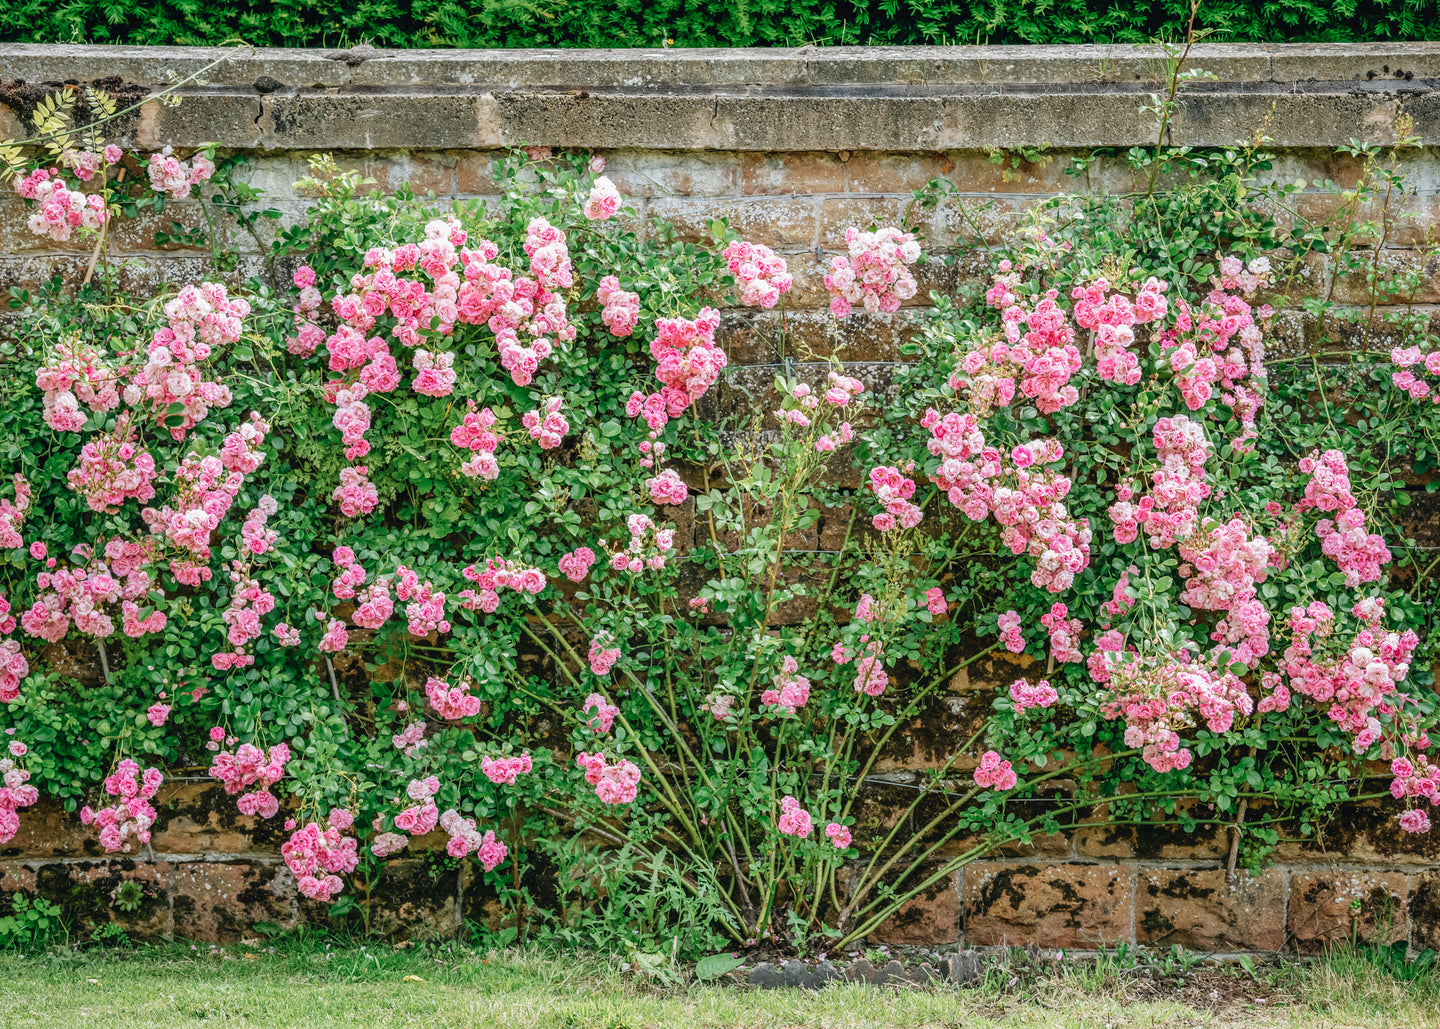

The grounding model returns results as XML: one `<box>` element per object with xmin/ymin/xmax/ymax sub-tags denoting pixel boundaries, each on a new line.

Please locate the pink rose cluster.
<box><xmin>1282</xmin><ymin>599</ymin><xmax>1420</xmax><ymax>762</ymax></box>
<box><xmin>583</xmin><ymin>175</ymin><xmax>623</xmax><ymax>221</ymax></box>
<box><xmin>20</xmin><ymin>543</ymin><xmax>165</xmax><ymax>643</ymax></box>
<box><xmin>439</xmin><ymin>809</ymin><xmax>508</xmax><ymax>868</ymax></box>
<box><xmin>776</xmin><ymin>795</ymin><xmax>814</xmax><ymax>837</ymax></box>
<box><xmin>1009</xmin><ymin>678</ymin><xmax>1059</xmax><ymax>711</ymax></box>
<box><xmin>1109</xmin><ymin>414</ymin><xmax>1211</xmax><ymax>550</ymax></box>
<box><xmin>426</xmin><ymin>676</ymin><xmax>482</xmax><ymax>720</ymax></box>
<box><xmin>66</xmin><ymin>417</ymin><xmax>157</xmax><ymax>513</ymax></box>
<box><xmin>996</xmin><ymin>610</ymin><xmax>1025</xmax><ymax>653</ymax></box>
<box><xmin>81</xmin><ymin>759</ymin><xmax>163</xmax><ymax>853</ymax></box>
<box><xmin>1177</xmin><ymin>517</ymin><xmax>1277</xmax><ymax>670</ymax></box>
<box><xmin>285</xmin><ymin>265</ymin><xmax>325</xmax><ymax>356</ymax></box>
<box><xmin>141</xmin><ymin>415</ymin><xmax>269</xmax><ymax>581</ymax></box>
<box><xmin>588</xmin><ymin>633</ymin><xmax>621</xmax><ymax>676</ymax></box>
<box><xmin>240</xmin><ymin>495</ymin><xmax>280</xmax><ymax>556</ymax></box>
<box><xmin>481</xmin><ymin>753</ymin><xmax>533</xmax><ymax>786</ymax></box>
<box><xmin>208</xmin><ymin>740</ymin><xmax>290</xmax><ymax>818</ymax></box>
<box><xmin>451</xmin><ymin>403</ymin><xmax>502</xmax><ymax>479</ymax></box>
<box><xmin>1095</xmin><ymin>649</ymin><xmax>1253</xmax><ymax>773</ymax></box>
<box><xmin>866</xmin><ymin>464</ymin><xmax>923</xmax><ymax>532</ymax></box>
<box><xmin>761</xmin><ymin>656</ymin><xmax>811</xmax><ymax>715</ymax></box>
<box><xmin>35</xmin><ymin>339</ymin><xmax>121</xmax><ymax>432</ymax></box>
<box><xmin>576</xmin><ymin>751</ymin><xmax>642</xmax><ymax>805</ymax></box>
<box><xmin>391</xmin><ymin>776</ymin><xmax>442</xmax><ymax>841</ymax></box>
<box><xmin>923</xmin><ymin>410</ymin><xmax>1091</xmax><ymax>592</ymax></box>
<box><xmin>523</xmin><ymin>396</ymin><xmax>570</xmax><ymax>449</ymax></box>
<box><xmin>0</xmin><ymin>476</ymin><xmax>30</xmax><ymax>550</ymax></box>
<box><xmin>1040</xmin><ymin>602</ymin><xmax>1083</xmax><ymax>663</ymax></box>
<box><xmin>282</xmin><ymin>816</ymin><xmax>360</xmax><ymax>901</ymax></box>
<box><xmin>824</xmin><ymin>226</ymin><xmax>920</xmax><ymax>317</ymax></box>
<box><xmin>1389</xmin><ymin>345</ymin><xmax>1440</xmax><ymax>403</ymax></box>
<box><xmin>458</xmin><ymin>557</ymin><xmax>547</xmax><ymax>614</ymax></box>
<box><xmin>128</xmin><ymin>282</ymin><xmax>247</xmax><ymax>439</ymax></box>
<box><xmin>395</xmin><ymin>565</ymin><xmax>450</xmax><ymax>636</ymax></box>
<box><xmin>213</xmin><ymin>565</ymin><xmax>276</xmax><ymax>670</ymax></box>
<box><xmin>606</xmin><ymin>513</ymin><xmax>675</xmax><ymax>575</ymax></box>
<box><xmin>0</xmin><ymin>641</ymin><xmax>28</xmax><ymax>702</ymax></box>
<box><xmin>626</xmin><ymin>308</ymin><xmax>726</xmax><ymax>434</ymax></box>
<box><xmin>647</xmin><ymin>468</ymin><xmax>688</xmax><ymax>506</ymax></box>
<box><xmin>1069</xmin><ymin>274</ymin><xmax>1169</xmax><ymax>386</ymax></box>
<box><xmin>146</xmin><ymin>146</ymin><xmax>215</xmax><ymax>200</ymax></box>
<box><xmin>1299</xmin><ymin>450</ymin><xmax>1392</xmax><ymax>587</ymax></box>
<box><xmin>15</xmin><ymin>167</ymin><xmax>107</xmax><ymax>241</ymax></box>
<box><xmin>825</xmin><ymin>822</ymin><xmax>852</xmax><ymax>850</ymax></box>
<box><xmin>1160</xmin><ymin>259</ymin><xmax>1272</xmax><ymax>449</ymax></box>
<box><xmin>597</xmin><ymin>276</ymin><xmax>640</xmax><ymax>337</ymax></box>
<box><xmin>722</xmin><ymin>240</ymin><xmax>793</xmax><ymax>309</ymax></box>
<box><xmin>557</xmin><ymin>546</ymin><xmax>597</xmax><ymax>582</ymax></box>
<box><xmin>974</xmin><ymin>270</ymin><xmax>1084</xmax><ymax>413</ymax></box>
<box><xmin>0</xmin><ymin>740</ymin><xmax>39</xmax><ymax>844</ymax></box>
<box><xmin>57</xmin><ymin>144</ymin><xmax>121</xmax><ymax>182</ymax></box>
<box><xmin>972</xmin><ymin>750</ymin><xmax>1018</xmax><ymax>791</ymax></box>
<box><xmin>331</xmin><ymin>466</ymin><xmax>379</xmax><ymax>518</ymax></box>
<box><xmin>584</xmin><ymin>692</ymin><xmax>619</xmax><ymax>734</ymax></box>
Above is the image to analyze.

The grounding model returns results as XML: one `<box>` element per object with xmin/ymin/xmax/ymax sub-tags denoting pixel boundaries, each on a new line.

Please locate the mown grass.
<box><xmin>0</xmin><ymin>937</ymin><xmax>1436</xmax><ymax>1028</ymax></box>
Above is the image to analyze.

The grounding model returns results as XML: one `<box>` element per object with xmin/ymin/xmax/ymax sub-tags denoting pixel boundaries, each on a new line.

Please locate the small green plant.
<box><xmin>110</xmin><ymin>880</ymin><xmax>144</xmax><ymax>913</ymax></box>
<box><xmin>90</xmin><ymin>921</ymin><xmax>130</xmax><ymax>948</ymax></box>
<box><xmin>0</xmin><ymin>895</ymin><xmax>66</xmax><ymax>952</ymax></box>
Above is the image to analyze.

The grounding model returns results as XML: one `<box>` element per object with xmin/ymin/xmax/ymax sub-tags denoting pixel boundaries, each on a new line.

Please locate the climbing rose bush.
<box><xmin>0</xmin><ymin>122</ymin><xmax>1437</xmax><ymax>951</ymax></box>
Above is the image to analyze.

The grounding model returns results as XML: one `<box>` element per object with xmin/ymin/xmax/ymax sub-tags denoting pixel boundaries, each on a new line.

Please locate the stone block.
<box><xmin>1410</xmin><ymin>871</ymin><xmax>1440</xmax><ymax>952</ymax></box>
<box><xmin>648</xmin><ymin>196</ymin><xmax>818</xmax><ymax>248</ymax></box>
<box><xmin>742</xmin><ymin>153</ymin><xmax>846</xmax><ymax>197</ymax></box>
<box><xmin>150</xmin><ymin>782</ymin><xmax>287</xmax><ymax>855</ymax></box>
<box><xmin>1286</xmin><ymin>870</ymin><xmax>1409</xmax><ymax>954</ymax></box>
<box><xmin>1135</xmin><ymin>867</ymin><xmax>1287</xmax><ymax>952</ymax></box>
<box><xmin>867</xmin><ymin>865</ymin><xmax>961</xmax><ymax>946</ymax></box>
<box><xmin>963</xmin><ymin>862</ymin><xmax>1134</xmax><ymax>948</ymax></box>
<box><xmin>171</xmin><ymin>860</ymin><xmax>298</xmax><ymax>941</ymax></box>
<box><xmin>35</xmin><ymin>859</ymin><xmax>171</xmax><ymax>940</ymax></box>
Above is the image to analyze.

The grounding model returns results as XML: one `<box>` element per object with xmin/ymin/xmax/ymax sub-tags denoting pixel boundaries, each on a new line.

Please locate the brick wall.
<box><xmin>2</xmin><ymin>42</ymin><xmax>1439</xmax><ymax>949</ymax></box>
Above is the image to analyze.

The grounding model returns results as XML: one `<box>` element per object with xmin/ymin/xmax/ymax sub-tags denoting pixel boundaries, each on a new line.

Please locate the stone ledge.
<box><xmin>3</xmin><ymin>44</ymin><xmax>1439</xmax><ymax>151</ymax></box>
<box><xmin>4</xmin><ymin>43</ymin><xmax>1440</xmax><ymax>89</ymax></box>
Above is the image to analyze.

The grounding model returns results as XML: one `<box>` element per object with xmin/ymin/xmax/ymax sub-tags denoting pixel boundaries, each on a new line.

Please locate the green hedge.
<box><xmin>2</xmin><ymin>0</ymin><xmax>1435</xmax><ymax>50</ymax></box>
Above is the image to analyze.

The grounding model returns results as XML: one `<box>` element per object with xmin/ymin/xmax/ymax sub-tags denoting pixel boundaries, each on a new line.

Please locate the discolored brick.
<box><xmin>1286</xmin><ymin>870</ymin><xmax>1409</xmax><ymax>954</ymax></box>
<box><xmin>866</xmin><ymin>865</ymin><xmax>961</xmax><ymax>946</ymax></box>
<box><xmin>171</xmin><ymin>860</ymin><xmax>298</xmax><ymax>941</ymax></box>
<box><xmin>963</xmin><ymin>862</ymin><xmax>1134</xmax><ymax>949</ymax></box>
<box><xmin>1135</xmin><ymin>867</ymin><xmax>1287</xmax><ymax>952</ymax></box>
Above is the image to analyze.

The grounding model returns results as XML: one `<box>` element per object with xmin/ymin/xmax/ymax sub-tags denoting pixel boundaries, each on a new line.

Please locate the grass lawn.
<box><xmin>0</xmin><ymin>941</ymin><xmax>1436</xmax><ymax>1028</ymax></box>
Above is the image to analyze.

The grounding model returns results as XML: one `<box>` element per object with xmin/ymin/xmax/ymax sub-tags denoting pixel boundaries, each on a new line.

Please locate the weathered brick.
<box><xmin>150</xmin><ymin>783</ymin><xmax>288</xmax><ymax>855</ymax></box>
<box><xmin>844</xmin><ymin>154</ymin><xmax>955</xmax><ymax>195</ymax></box>
<box><xmin>742</xmin><ymin>152</ymin><xmax>846</xmax><ymax>197</ymax></box>
<box><xmin>171</xmin><ymin>860</ymin><xmax>298</xmax><ymax>941</ymax></box>
<box><xmin>1075</xmin><ymin>818</ymin><xmax>1228</xmax><ymax>862</ymax></box>
<box><xmin>1135</xmin><ymin>868</ymin><xmax>1287</xmax><ymax>952</ymax></box>
<box><xmin>0</xmin><ymin>799</ymin><xmax>98</xmax><ymax>859</ymax></box>
<box><xmin>1411</xmin><ymin>871</ymin><xmax>1440</xmax><ymax>951</ymax></box>
<box><xmin>649</xmin><ymin>196</ymin><xmax>817</xmax><ymax>248</ymax></box>
<box><xmin>1286</xmin><ymin>870</ymin><xmax>1409</xmax><ymax>954</ymax></box>
<box><xmin>963</xmin><ymin>862</ymin><xmax>1134</xmax><ymax>949</ymax></box>
<box><xmin>37</xmin><ymin>859</ymin><xmax>172</xmax><ymax>940</ymax></box>
<box><xmin>867</xmin><ymin>865</ymin><xmax>961</xmax><ymax>946</ymax></box>
<box><xmin>607</xmin><ymin>151</ymin><xmax>742</xmax><ymax>198</ymax></box>
<box><xmin>817</xmin><ymin>197</ymin><xmax>910</xmax><ymax>246</ymax></box>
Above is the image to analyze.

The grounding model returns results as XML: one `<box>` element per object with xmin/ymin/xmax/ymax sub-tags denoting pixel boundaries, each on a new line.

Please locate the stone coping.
<box><xmin>3</xmin><ymin>43</ymin><xmax>1439</xmax><ymax>151</ymax></box>
<box><xmin>3</xmin><ymin>42</ymin><xmax>1440</xmax><ymax>89</ymax></box>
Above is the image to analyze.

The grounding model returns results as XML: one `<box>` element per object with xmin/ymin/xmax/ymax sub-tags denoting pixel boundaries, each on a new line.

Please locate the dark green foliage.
<box><xmin>1</xmin><ymin>0</ymin><xmax>1435</xmax><ymax>50</ymax></box>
